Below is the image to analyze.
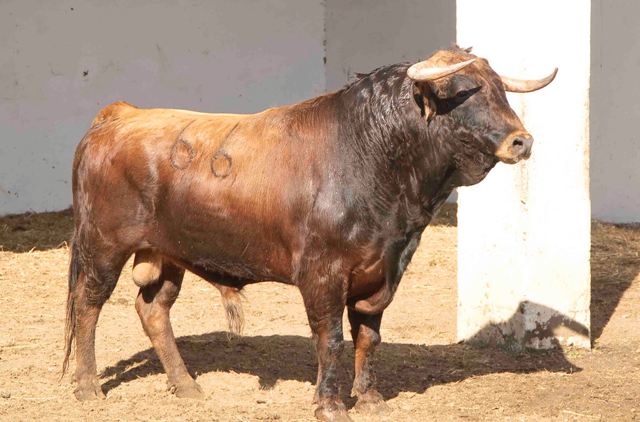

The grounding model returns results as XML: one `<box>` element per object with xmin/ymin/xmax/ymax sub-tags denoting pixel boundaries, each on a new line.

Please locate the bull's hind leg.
<box><xmin>347</xmin><ymin>309</ymin><xmax>387</xmax><ymax>414</ymax></box>
<box><xmin>135</xmin><ymin>260</ymin><xmax>204</xmax><ymax>399</ymax></box>
<box><xmin>68</xmin><ymin>246</ymin><xmax>129</xmax><ymax>401</ymax></box>
<box><xmin>72</xmin><ymin>271</ymin><xmax>108</xmax><ymax>400</ymax></box>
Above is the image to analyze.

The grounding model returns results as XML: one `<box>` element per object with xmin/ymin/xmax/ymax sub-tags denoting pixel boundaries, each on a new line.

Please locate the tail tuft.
<box><xmin>219</xmin><ymin>287</ymin><xmax>245</xmax><ymax>336</ymax></box>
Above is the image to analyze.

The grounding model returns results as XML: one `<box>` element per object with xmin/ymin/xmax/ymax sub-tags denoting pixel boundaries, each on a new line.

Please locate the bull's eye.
<box><xmin>454</xmin><ymin>86</ymin><xmax>481</xmax><ymax>101</ymax></box>
<box><xmin>438</xmin><ymin>86</ymin><xmax>481</xmax><ymax>114</ymax></box>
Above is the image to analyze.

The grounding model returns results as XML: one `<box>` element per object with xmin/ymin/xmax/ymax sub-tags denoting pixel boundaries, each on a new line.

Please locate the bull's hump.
<box><xmin>91</xmin><ymin>101</ymin><xmax>136</xmax><ymax>127</ymax></box>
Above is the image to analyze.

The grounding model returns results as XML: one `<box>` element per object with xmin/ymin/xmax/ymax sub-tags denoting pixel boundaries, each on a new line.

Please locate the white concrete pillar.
<box><xmin>456</xmin><ymin>0</ymin><xmax>591</xmax><ymax>349</ymax></box>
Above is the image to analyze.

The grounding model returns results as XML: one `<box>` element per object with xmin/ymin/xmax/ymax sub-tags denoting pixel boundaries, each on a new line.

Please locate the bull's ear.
<box><xmin>412</xmin><ymin>81</ymin><xmax>437</xmax><ymax>122</ymax></box>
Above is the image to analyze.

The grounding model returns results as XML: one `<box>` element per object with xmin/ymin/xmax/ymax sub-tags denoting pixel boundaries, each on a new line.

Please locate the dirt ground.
<box><xmin>0</xmin><ymin>204</ymin><xmax>638</xmax><ymax>421</ymax></box>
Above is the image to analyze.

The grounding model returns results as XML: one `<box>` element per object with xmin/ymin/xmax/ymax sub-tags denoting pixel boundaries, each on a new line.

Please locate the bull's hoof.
<box><xmin>354</xmin><ymin>390</ymin><xmax>389</xmax><ymax>415</ymax></box>
<box><xmin>74</xmin><ymin>379</ymin><xmax>105</xmax><ymax>401</ymax></box>
<box><xmin>314</xmin><ymin>401</ymin><xmax>352</xmax><ymax>422</ymax></box>
<box><xmin>168</xmin><ymin>380</ymin><xmax>205</xmax><ymax>400</ymax></box>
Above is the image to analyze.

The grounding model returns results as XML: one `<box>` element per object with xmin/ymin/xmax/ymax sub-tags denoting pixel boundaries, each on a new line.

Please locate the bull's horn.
<box><xmin>407</xmin><ymin>58</ymin><xmax>476</xmax><ymax>81</ymax></box>
<box><xmin>501</xmin><ymin>68</ymin><xmax>558</xmax><ymax>93</ymax></box>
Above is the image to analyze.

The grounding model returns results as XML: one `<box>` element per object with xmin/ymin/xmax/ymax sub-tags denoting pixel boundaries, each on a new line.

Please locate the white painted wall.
<box><xmin>324</xmin><ymin>0</ymin><xmax>455</xmax><ymax>91</ymax></box>
<box><xmin>0</xmin><ymin>0</ymin><xmax>325</xmax><ymax>215</ymax></box>
<box><xmin>457</xmin><ymin>0</ymin><xmax>591</xmax><ymax>348</ymax></box>
<box><xmin>590</xmin><ymin>0</ymin><xmax>640</xmax><ymax>223</ymax></box>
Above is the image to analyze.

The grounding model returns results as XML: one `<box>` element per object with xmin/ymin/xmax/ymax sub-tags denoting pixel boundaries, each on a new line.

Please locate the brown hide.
<box><xmin>74</xmin><ymin>100</ymin><xmax>342</xmax><ymax>288</ymax></box>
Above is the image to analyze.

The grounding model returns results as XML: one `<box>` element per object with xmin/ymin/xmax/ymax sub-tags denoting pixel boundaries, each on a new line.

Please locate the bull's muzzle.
<box><xmin>496</xmin><ymin>131</ymin><xmax>534</xmax><ymax>164</ymax></box>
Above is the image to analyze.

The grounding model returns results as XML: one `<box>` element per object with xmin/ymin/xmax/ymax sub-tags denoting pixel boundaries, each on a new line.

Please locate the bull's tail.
<box><xmin>219</xmin><ymin>286</ymin><xmax>245</xmax><ymax>336</ymax></box>
<box><xmin>62</xmin><ymin>238</ymin><xmax>81</xmax><ymax>378</ymax></box>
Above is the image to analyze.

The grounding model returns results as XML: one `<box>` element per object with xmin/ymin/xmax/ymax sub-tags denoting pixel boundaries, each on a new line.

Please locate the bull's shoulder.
<box><xmin>91</xmin><ymin>101</ymin><xmax>137</xmax><ymax>127</ymax></box>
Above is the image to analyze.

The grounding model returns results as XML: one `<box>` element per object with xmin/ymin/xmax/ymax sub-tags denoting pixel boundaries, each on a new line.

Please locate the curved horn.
<box><xmin>501</xmin><ymin>68</ymin><xmax>558</xmax><ymax>93</ymax></box>
<box><xmin>407</xmin><ymin>58</ymin><xmax>476</xmax><ymax>81</ymax></box>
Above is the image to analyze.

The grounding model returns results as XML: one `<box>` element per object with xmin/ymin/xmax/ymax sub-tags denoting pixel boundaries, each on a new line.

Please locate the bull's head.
<box><xmin>407</xmin><ymin>48</ymin><xmax>557</xmax><ymax>165</ymax></box>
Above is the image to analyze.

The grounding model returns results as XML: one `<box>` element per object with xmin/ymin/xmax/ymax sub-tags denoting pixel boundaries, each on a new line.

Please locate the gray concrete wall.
<box><xmin>324</xmin><ymin>0</ymin><xmax>456</xmax><ymax>91</ymax></box>
<box><xmin>590</xmin><ymin>0</ymin><xmax>640</xmax><ymax>223</ymax></box>
<box><xmin>0</xmin><ymin>0</ymin><xmax>325</xmax><ymax>214</ymax></box>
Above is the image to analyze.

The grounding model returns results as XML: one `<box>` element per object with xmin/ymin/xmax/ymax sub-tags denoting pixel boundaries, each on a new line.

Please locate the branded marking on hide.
<box><xmin>170</xmin><ymin>121</ymin><xmax>196</xmax><ymax>169</ymax></box>
<box><xmin>211</xmin><ymin>150</ymin><xmax>232</xmax><ymax>178</ymax></box>
<box><xmin>170</xmin><ymin>139</ymin><xmax>196</xmax><ymax>169</ymax></box>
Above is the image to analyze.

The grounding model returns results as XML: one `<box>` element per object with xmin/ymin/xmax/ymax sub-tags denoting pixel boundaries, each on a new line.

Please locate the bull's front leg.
<box><xmin>347</xmin><ymin>309</ymin><xmax>388</xmax><ymax>414</ymax></box>
<box><xmin>300</xmin><ymin>278</ymin><xmax>351</xmax><ymax>422</ymax></box>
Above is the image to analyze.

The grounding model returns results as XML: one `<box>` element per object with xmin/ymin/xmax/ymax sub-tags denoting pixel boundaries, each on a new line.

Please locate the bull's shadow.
<box><xmin>99</xmin><ymin>304</ymin><xmax>582</xmax><ymax>403</ymax></box>
<box><xmin>466</xmin><ymin>300</ymin><xmax>591</xmax><ymax>350</ymax></box>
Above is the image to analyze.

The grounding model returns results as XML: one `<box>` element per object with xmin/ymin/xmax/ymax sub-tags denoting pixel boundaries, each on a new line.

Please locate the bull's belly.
<box><xmin>173</xmin><ymin>253</ymin><xmax>290</xmax><ymax>287</ymax></box>
<box><xmin>153</xmin><ymin>215</ymin><xmax>299</xmax><ymax>285</ymax></box>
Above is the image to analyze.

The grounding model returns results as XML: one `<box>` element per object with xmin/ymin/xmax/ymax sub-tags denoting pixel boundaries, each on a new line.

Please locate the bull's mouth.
<box><xmin>496</xmin><ymin>154</ymin><xmax>526</xmax><ymax>165</ymax></box>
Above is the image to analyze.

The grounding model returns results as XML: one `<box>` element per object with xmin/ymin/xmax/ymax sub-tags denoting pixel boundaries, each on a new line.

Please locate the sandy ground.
<box><xmin>0</xmin><ymin>204</ymin><xmax>639</xmax><ymax>421</ymax></box>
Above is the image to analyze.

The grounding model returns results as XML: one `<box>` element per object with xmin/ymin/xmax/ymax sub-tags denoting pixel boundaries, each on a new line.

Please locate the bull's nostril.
<box><xmin>499</xmin><ymin>134</ymin><xmax>533</xmax><ymax>162</ymax></box>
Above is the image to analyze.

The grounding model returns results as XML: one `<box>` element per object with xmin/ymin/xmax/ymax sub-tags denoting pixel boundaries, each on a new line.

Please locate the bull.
<box><xmin>62</xmin><ymin>47</ymin><xmax>556</xmax><ymax>421</ymax></box>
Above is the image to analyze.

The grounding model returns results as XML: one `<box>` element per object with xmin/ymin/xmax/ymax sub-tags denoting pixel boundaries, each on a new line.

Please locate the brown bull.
<box><xmin>63</xmin><ymin>47</ymin><xmax>556</xmax><ymax>421</ymax></box>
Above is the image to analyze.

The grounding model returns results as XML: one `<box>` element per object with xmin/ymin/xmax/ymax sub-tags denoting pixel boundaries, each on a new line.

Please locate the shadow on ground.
<box><xmin>0</xmin><ymin>208</ymin><xmax>73</xmax><ymax>252</ymax></box>
<box><xmin>468</xmin><ymin>300</ymin><xmax>590</xmax><ymax>349</ymax></box>
<box><xmin>100</xmin><ymin>330</ymin><xmax>579</xmax><ymax>405</ymax></box>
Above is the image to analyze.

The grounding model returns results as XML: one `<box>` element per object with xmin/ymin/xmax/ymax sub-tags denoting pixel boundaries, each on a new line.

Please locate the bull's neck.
<box><xmin>334</xmin><ymin>72</ymin><xmax>458</xmax><ymax>230</ymax></box>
